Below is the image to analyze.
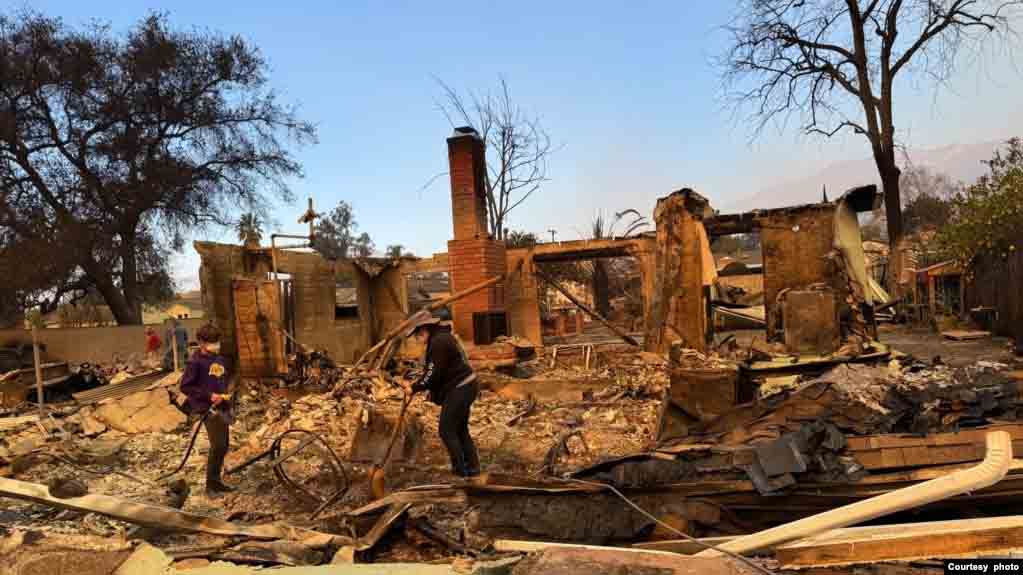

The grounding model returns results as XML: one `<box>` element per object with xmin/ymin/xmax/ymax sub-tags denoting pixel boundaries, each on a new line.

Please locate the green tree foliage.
<box><xmin>937</xmin><ymin>138</ymin><xmax>1023</xmax><ymax>266</ymax></box>
<box><xmin>385</xmin><ymin>244</ymin><xmax>414</xmax><ymax>259</ymax></box>
<box><xmin>0</xmin><ymin>12</ymin><xmax>314</xmax><ymax>324</ymax></box>
<box><xmin>588</xmin><ymin>210</ymin><xmax>649</xmax><ymax>317</ymax></box>
<box><xmin>312</xmin><ymin>201</ymin><xmax>374</xmax><ymax>259</ymax></box>
<box><xmin>505</xmin><ymin>230</ymin><xmax>540</xmax><ymax>248</ymax></box>
<box><xmin>236</xmin><ymin>213</ymin><xmax>265</xmax><ymax>245</ymax></box>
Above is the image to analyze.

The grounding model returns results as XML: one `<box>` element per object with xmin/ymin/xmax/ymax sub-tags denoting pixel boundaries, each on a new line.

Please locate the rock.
<box><xmin>165</xmin><ymin>478</ymin><xmax>190</xmax><ymax>509</ymax></box>
<box><xmin>115</xmin><ymin>543</ymin><xmax>171</xmax><ymax>575</ymax></box>
<box><xmin>174</xmin><ymin>558</ymin><xmax>211</xmax><ymax>570</ymax></box>
<box><xmin>94</xmin><ymin>388</ymin><xmax>185</xmax><ymax>434</ymax></box>
<box><xmin>80</xmin><ymin>413</ymin><xmax>108</xmax><ymax>437</ymax></box>
<box><xmin>471</xmin><ymin>556</ymin><xmax>523</xmax><ymax>575</ymax></box>
<box><xmin>77</xmin><ymin>439</ymin><xmax>126</xmax><ymax>466</ymax></box>
<box><xmin>47</xmin><ymin>477</ymin><xmax>88</xmax><ymax>499</ymax></box>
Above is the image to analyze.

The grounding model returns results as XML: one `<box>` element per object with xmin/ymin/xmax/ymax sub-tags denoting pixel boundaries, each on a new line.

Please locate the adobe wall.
<box><xmin>759</xmin><ymin>206</ymin><xmax>837</xmax><ymax>340</ymax></box>
<box><xmin>0</xmin><ymin>318</ymin><xmax>205</xmax><ymax>365</ymax></box>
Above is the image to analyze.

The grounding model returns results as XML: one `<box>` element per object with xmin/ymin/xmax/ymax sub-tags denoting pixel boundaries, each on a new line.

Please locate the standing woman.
<box><xmin>402</xmin><ymin>311</ymin><xmax>480</xmax><ymax>479</ymax></box>
<box><xmin>179</xmin><ymin>324</ymin><xmax>235</xmax><ymax>496</ymax></box>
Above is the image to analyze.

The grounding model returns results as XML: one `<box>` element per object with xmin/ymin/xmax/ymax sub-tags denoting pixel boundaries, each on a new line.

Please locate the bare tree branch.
<box><xmin>720</xmin><ymin>0</ymin><xmax>1021</xmax><ymax>293</ymax></box>
<box><xmin>433</xmin><ymin>76</ymin><xmax>555</xmax><ymax>240</ymax></box>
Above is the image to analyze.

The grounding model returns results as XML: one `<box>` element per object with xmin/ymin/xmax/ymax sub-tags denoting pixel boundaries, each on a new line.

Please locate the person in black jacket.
<box><xmin>402</xmin><ymin>310</ymin><xmax>480</xmax><ymax>478</ymax></box>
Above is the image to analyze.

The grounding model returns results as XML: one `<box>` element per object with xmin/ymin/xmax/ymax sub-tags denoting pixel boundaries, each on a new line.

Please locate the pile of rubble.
<box><xmin>0</xmin><ymin>347</ymin><xmax>676</xmax><ymax>570</ymax></box>
<box><xmin>3</xmin><ymin>326</ymin><xmax>1023</xmax><ymax>574</ymax></box>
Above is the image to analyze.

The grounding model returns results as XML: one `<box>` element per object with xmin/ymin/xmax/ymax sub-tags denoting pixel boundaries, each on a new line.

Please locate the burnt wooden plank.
<box><xmin>777</xmin><ymin>516</ymin><xmax>1023</xmax><ymax>567</ymax></box>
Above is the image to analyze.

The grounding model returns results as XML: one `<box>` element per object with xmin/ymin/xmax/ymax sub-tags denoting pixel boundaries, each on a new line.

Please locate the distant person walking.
<box><xmin>145</xmin><ymin>328</ymin><xmax>162</xmax><ymax>366</ymax></box>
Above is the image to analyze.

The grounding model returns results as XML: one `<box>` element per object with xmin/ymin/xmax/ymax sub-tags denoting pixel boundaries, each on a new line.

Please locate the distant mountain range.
<box><xmin>725</xmin><ymin>140</ymin><xmax>1001</xmax><ymax>212</ymax></box>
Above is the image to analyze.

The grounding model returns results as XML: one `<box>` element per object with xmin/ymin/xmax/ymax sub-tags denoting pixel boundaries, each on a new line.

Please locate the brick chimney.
<box><xmin>446</xmin><ymin>127</ymin><xmax>507</xmax><ymax>344</ymax></box>
<box><xmin>448</xmin><ymin>127</ymin><xmax>489</xmax><ymax>241</ymax></box>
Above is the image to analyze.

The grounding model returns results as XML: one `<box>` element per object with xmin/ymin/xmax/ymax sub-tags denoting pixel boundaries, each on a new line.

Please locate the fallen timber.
<box><xmin>0</xmin><ymin>476</ymin><xmax>352</xmax><ymax>547</ymax></box>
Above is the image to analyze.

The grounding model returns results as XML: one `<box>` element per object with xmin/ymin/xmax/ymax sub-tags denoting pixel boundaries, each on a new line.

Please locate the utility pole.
<box><xmin>172</xmin><ymin>326</ymin><xmax>180</xmax><ymax>372</ymax></box>
<box><xmin>548</xmin><ymin>229</ymin><xmax>557</xmax><ymax>243</ymax></box>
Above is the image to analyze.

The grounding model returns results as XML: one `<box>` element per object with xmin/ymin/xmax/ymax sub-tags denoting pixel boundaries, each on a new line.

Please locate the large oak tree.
<box><xmin>0</xmin><ymin>12</ymin><xmax>314</xmax><ymax>323</ymax></box>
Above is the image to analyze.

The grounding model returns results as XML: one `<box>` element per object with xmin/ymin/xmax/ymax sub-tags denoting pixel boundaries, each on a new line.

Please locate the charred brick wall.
<box><xmin>447</xmin><ymin>238</ymin><xmax>506</xmax><ymax>342</ymax></box>
<box><xmin>446</xmin><ymin>128</ymin><xmax>506</xmax><ymax>343</ymax></box>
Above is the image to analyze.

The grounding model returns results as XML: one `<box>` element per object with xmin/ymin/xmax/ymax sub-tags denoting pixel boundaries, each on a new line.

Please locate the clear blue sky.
<box><xmin>26</xmin><ymin>1</ymin><xmax>1023</xmax><ymax>289</ymax></box>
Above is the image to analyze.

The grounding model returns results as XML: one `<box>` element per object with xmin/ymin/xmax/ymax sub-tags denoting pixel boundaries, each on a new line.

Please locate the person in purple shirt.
<box><xmin>179</xmin><ymin>323</ymin><xmax>234</xmax><ymax>496</ymax></box>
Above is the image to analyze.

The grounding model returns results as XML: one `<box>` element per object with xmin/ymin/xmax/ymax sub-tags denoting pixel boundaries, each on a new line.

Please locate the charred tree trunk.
<box><xmin>877</xmin><ymin>157</ymin><xmax>903</xmax><ymax>295</ymax></box>
<box><xmin>119</xmin><ymin>230</ymin><xmax>142</xmax><ymax>325</ymax></box>
<box><xmin>592</xmin><ymin>260</ymin><xmax>610</xmax><ymax>318</ymax></box>
<box><xmin>86</xmin><ymin>262</ymin><xmax>139</xmax><ymax>325</ymax></box>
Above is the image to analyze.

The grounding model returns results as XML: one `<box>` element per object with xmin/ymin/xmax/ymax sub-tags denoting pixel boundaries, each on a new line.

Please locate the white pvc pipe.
<box><xmin>696</xmin><ymin>430</ymin><xmax>1013</xmax><ymax>557</ymax></box>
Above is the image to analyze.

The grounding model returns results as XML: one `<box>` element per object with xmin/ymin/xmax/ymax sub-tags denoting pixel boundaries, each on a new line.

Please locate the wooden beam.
<box><xmin>355</xmin><ymin>503</ymin><xmax>411</xmax><ymax>551</ymax></box>
<box><xmin>494</xmin><ymin>539</ymin><xmax>679</xmax><ymax>557</ymax></box>
<box><xmin>776</xmin><ymin>516</ymin><xmax>1023</xmax><ymax>568</ymax></box>
<box><xmin>514</xmin><ymin>237</ymin><xmax>649</xmax><ymax>264</ymax></box>
<box><xmin>633</xmin><ymin>536</ymin><xmax>739</xmax><ymax>555</ymax></box>
<box><xmin>0</xmin><ymin>476</ymin><xmax>349</xmax><ymax>545</ymax></box>
<box><xmin>534</xmin><ymin>266</ymin><xmax>640</xmax><ymax>347</ymax></box>
<box><xmin>346</xmin><ymin>488</ymin><xmax>467</xmax><ymax>517</ymax></box>
<box><xmin>703</xmin><ymin>214</ymin><xmax>757</xmax><ymax>236</ymax></box>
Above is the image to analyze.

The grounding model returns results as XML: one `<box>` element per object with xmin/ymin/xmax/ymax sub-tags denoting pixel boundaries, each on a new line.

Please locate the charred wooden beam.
<box><xmin>533</xmin><ymin>266</ymin><xmax>640</xmax><ymax>347</ymax></box>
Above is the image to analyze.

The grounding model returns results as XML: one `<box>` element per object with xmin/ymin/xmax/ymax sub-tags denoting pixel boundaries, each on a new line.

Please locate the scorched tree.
<box><xmin>0</xmin><ymin>12</ymin><xmax>314</xmax><ymax>324</ymax></box>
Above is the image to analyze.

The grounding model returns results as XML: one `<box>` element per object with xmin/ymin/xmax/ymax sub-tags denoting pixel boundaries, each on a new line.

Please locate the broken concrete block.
<box><xmin>782</xmin><ymin>290</ymin><xmax>840</xmax><ymax>355</ymax></box>
<box><xmin>115</xmin><ymin>542</ymin><xmax>171</xmax><ymax>575</ymax></box>
<box><xmin>80</xmin><ymin>413</ymin><xmax>108</xmax><ymax>437</ymax></box>
<box><xmin>94</xmin><ymin>388</ymin><xmax>185</xmax><ymax>434</ymax></box>
<box><xmin>666</xmin><ymin>366</ymin><xmax>739</xmax><ymax>423</ymax></box>
<box><xmin>77</xmin><ymin>439</ymin><xmax>126</xmax><ymax>466</ymax></box>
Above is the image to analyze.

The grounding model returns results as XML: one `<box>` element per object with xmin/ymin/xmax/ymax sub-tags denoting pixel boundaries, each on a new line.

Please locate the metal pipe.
<box><xmin>31</xmin><ymin>325</ymin><xmax>44</xmax><ymax>418</ymax></box>
<box><xmin>696</xmin><ymin>431</ymin><xmax>1013</xmax><ymax>557</ymax></box>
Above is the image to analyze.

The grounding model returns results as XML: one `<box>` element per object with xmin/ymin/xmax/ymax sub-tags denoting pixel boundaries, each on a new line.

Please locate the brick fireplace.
<box><xmin>446</xmin><ymin>127</ymin><xmax>507</xmax><ymax>344</ymax></box>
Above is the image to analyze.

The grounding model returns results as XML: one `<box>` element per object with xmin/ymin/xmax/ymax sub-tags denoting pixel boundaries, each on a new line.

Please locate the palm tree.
<box><xmin>236</xmin><ymin>213</ymin><xmax>264</xmax><ymax>246</ymax></box>
<box><xmin>588</xmin><ymin>210</ymin><xmax>649</xmax><ymax>317</ymax></box>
